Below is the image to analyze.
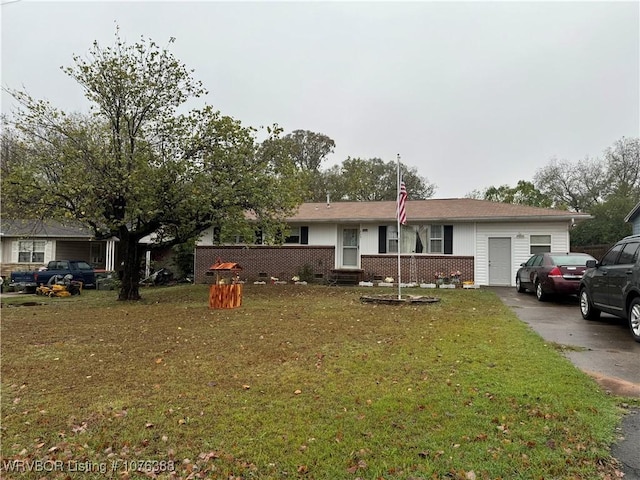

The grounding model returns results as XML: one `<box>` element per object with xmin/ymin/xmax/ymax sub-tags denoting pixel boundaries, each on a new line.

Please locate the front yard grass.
<box><xmin>0</xmin><ymin>285</ymin><xmax>626</xmax><ymax>479</ymax></box>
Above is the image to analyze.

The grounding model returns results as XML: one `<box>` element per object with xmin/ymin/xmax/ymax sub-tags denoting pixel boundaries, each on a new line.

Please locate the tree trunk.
<box><xmin>118</xmin><ymin>232</ymin><xmax>143</xmax><ymax>301</ymax></box>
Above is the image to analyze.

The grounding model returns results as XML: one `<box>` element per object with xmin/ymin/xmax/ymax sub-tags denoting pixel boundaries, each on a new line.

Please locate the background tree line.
<box><xmin>267</xmin><ymin>130</ymin><xmax>639</xmax><ymax>247</ymax></box>
<box><xmin>269</xmin><ymin>129</ymin><xmax>435</xmax><ymax>202</ymax></box>
<box><xmin>465</xmin><ymin>136</ymin><xmax>639</xmax><ymax>246</ymax></box>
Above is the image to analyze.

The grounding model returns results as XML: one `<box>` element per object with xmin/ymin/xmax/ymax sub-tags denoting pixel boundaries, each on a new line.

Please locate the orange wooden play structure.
<box><xmin>206</xmin><ymin>259</ymin><xmax>243</xmax><ymax>309</ymax></box>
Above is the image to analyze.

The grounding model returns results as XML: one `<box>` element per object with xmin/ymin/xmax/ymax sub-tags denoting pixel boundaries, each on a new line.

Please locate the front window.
<box><xmin>530</xmin><ymin>235</ymin><xmax>551</xmax><ymax>254</ymax></box>
<box><xmin>389</xmin><ymin>224</ymin><xmax>444</xmax><ymax>254</ymax></box>
<box><xmin>429</xmin><ymin>225</ymin><xmax>443</xmax><ymax>253</ymax></box>
<box><xmin>18</xmin><ymin>240</ymin><xmax>45</xmax><ymax>263</ymax></box>
<box><xmin>284</xmin><ymin>227</ymin><xmax>300</xmax><ymax>244</ymax></box>
<box><xmin>388</xmin><ymin>226</ymin><xmax>399</xmax><ymax>253</ymax></box>
<box><xmin>90</xmin><ymin>243</ymin><xmax>104</xmax><ymax>266</ymax></box>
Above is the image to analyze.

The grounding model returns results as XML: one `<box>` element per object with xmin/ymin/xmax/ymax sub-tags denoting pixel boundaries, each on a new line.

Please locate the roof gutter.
<box><xmin>287</xmin><ymin>215</ymin><xmax>592</xmax><ymax>223</ymax></box>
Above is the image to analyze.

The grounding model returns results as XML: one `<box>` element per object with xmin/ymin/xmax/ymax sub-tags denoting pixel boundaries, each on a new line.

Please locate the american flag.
<box><xmin>397</xmin><ymin>179</ymin><xmax>407</xmax><ymax>225</ymax></box>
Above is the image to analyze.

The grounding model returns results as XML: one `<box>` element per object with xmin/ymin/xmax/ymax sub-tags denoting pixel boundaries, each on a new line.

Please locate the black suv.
<box><xmin>579</xmin><ymin>234</ymin><xmax>640</xmax><ymax>342</ymax></box>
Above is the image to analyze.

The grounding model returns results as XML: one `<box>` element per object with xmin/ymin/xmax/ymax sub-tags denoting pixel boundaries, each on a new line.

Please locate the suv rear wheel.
<box><xmin>580</xmin><ymin>288</ymin><xmax>601</xmax><ymax>320</ymax></box>
<box><xmin>628</xmin><ymin>298</ymin><xmax>640</xmax><ymax>342</ymax></box>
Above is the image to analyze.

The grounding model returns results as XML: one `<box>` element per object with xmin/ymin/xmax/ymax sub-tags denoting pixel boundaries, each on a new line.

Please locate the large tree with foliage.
<box><xmin>532</xmin><ymin>137</ymin><xmax>639</xmax><ymax>245</ymax></box>
<box><xmin>284</xmin><ymin>129</ymin><xmax>335</xmax><ymax>202</ymax></box>
<box><xmin>285</xmin><ymin>129</ymin><xmax>335</xmax><ymax>171</ymax></box>
<box><xmin>533</xmin><ymin>157</ymin><xmax>607</xmax><ymax>212</ymax></box>
<box><xmin>470</xmin><ymin>180</ymin><xmax>553</xmax><ymax>207</ymax></box>
<box><xmin>322</xmin><ymin>157</ymin><xmax>435</xmax><ymax>201</ymax></box>
<box><xmin>1</xmin><ymin>31</ymin><xmax>301</xmax><ymax>300</ymax></box>
<box><xmin>570</xmin><ymin>193</ymin><xmax>634</xmax><ymax>246</ymax></box>
<box><xmin>603</xmin><ymin>136</ymin><xmax>640</xmax><ymax>198</ymax></box>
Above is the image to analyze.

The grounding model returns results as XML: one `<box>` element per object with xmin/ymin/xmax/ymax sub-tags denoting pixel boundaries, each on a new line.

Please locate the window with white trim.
<box><xmin>530</xmin><ymin>235</ymin><xmax>551</xmax><ymax>254</ymax></box>
<box><xmin>18</xmin><ymin>240</ymin><xmax>46</xmax><ymax>263</ymax></box>
<box><xmin>429</xmin><ymin>225</ymin><xmax>443</xmax><ymax>253</ymax></box>
<box><xmin>387</xmin><ymin>225</ymin><xmax>399</xmax><ymax>253</ymax></box>
<box><xmin>232</xmin><ymin>235</ymin><xmax>246</xmax><ymax>244</ymax></box>
<box><xmin>284</xmin><ymin>227</ymin><xmax>301</xmax><ymax>244</ymax></box>
<box><xmin>388</xmin><ymin>225</ymin><xmax>445</xmax><ymax>254</ymax></box>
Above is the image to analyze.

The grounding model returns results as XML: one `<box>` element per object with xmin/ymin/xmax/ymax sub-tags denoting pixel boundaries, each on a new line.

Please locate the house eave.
<box><xmin>288</xmin><ymin>215</ymin><xmax>591</xmax><ymax>224</ymax></box>
<box><xmin>624</xmin><ymin>201</ymin><xmax>640</xmax><ymax>223</ymax></box>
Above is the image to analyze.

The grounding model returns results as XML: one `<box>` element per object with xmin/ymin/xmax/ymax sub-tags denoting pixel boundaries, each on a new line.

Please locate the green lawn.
<box><xmin>0</xmin><ymin>284</ymin><xmax>627</xmax><ymax>479</ymax></box>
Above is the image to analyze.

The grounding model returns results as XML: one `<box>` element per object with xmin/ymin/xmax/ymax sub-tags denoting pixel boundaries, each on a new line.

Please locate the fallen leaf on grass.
<box><xmin>71</xmin><ymin>422</ymin><xmax>87</xmax><ymax>434</ymax></box>
<box><xmin>198</xmin><ymin>451</ymin><xmax>221</xmax><ymax>461</ymax></box>
<box><xmin>346</xmin><ymin>460</ymin><xmax>367</xmax><ymax>473</ymax></box>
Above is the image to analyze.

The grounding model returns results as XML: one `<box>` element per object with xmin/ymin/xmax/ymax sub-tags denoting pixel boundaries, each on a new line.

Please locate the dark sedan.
<box><xmin>516</xmin><ymin>252</ymin><xmax>596</xmax><ymax>301</ymax></box>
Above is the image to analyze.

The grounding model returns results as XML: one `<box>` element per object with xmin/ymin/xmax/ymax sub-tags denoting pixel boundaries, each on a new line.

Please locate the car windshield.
<box><xmin>549</xmin><ymin>255</ymin><xmax>592</xmax><ymax>266</ymax></box>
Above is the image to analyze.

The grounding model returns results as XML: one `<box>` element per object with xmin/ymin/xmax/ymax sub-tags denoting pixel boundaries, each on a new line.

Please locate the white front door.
<box><xmin>489</xmin><ymin>237</ymin><xmax>512</xmax><ymax>286</ymax></box>
<box><xmin>341</xmin><ymin>227</ymin><xmax>359</xmax><ymax>268</ymax></box>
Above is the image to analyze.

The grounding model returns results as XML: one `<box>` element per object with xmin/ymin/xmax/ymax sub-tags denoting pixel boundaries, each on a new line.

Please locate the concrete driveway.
<box><xmin>490</xmin><ymin>286</ymin><xmax>640</xmax><ymax>395</ymax></box>
<box><xmin>490</xmin><ymin>287</ymin><xmax>640</xmax><ymax>479</ymax></box>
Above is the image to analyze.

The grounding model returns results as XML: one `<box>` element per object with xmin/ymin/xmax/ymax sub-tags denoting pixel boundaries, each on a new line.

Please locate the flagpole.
<box><xmin>397</xmin><ymin>154</ymin><xmax>402</xmax><ymax>300</ymax></box>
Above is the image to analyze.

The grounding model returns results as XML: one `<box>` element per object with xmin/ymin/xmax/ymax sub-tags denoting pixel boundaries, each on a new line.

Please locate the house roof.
<box><xmin>287</xmin><ymin>199</ymin><xmax>590</xmax><ymax>223</ymax></box>
<box><xmin>0</xmin><ymin>219</ymin><xmax>94</xmax><ymax>238</ymax></box>
<box><xmin>624</xmin><ymin>201</ymin><xmax>640</xmax><ymax>223</ymax></box>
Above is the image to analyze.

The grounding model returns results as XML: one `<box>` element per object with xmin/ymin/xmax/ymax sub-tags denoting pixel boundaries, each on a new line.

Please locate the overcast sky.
<box><xmin>2</xmin><ymin>1</ymin><xmax>638</xmax><ymax>198</ymax></box>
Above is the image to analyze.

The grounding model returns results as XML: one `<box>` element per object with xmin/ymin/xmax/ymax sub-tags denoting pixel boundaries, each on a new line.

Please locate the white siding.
<box><xmin>0</xmin><ymin>240</ymin><xmax>8</xmax><ymax>264</ymax></box>
<box><xmin>308</xmin><ymin>224</ymin><xmax>336</xmax><ymax>246</ymax></box>
<box><xmin>46</xmin><ymin>241</ymin><xmax>54</xmax><ymax>262</ymax></box>
<box><xmin>196</xmin><ymin>227</ymin><xmax>215</xmax><ymax>246</ymax></box>
<box><xmin>475</xmin><ymin>222</ymin><xmax>570</xmax><ymax>286</ymax></box>
<box><xmin>359</xmin><ymin>224</ymin><xmax>379</xmax><ymax>255</ymax></box>
<box><xmin>452</xmin><ymin>223</ymin><xmax>475</xmax><ymax>255</ymax></box>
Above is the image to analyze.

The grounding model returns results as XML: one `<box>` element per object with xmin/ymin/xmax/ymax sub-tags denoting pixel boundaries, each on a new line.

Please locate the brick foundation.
<box><xmin>195</xmin><ymin>247</ymin><xmax>474</xmax><ymax>285</ymax></box>
<box><xmin>362</xmin><ymin>255</ymin><xmax>474</xmax><ymax>283</ymax></box>
<box><xmin>195</xmin><ymin>246</ymin><xmax>335</xmax><ymax>283</ymax></box>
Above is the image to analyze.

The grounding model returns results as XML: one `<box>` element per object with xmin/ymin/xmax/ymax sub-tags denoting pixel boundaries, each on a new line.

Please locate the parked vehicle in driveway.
<box><xmin>579</xmin><ymin>234</ymin><xmax>640</xmax><ymax>342</ymax></box>
<box><xmin>516</xmin><ymin>252</ymin><xmax>596</xmax><ymax>301</ymax></box>
<box><xmin>9</xmin><ymin>260</ymin><xmax>96</xmax><ymax>293</ymax></box>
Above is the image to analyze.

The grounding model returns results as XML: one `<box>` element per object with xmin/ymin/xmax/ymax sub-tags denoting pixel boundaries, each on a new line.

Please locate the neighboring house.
<box><xmin>0</xmin><ymin>219</ymin><xmax>179</xmax><ymax>280</ymax></box>
<box><xmin>194</xmin><ymin>198</ymin><xmax>590</xmax><ymax>287</ymax></box>
<box><xmin>625</xmin><ymin>201</ymin><xmax>640</xmax><ymax>235</ymax></box>
<box><xmin>0</xmin><ymin>219</ymin><xmax>116</xmax><ymax>278</ymax></box>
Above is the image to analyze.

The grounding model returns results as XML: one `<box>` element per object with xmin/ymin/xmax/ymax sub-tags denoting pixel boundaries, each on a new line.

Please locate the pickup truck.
<box><xmin>9</xmin><ymin>260</ymin><xmax>96</xmax><ymax>293</ymax></box>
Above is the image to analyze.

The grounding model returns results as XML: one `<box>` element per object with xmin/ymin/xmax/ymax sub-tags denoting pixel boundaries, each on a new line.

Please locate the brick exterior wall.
<box><xmin>361</xmin><ymin>255</ymin><xmax>474</xmax><ymax>284</ymax></box>
<box><xmin>195</xmin><ymin>246</ymin><xmax>475</xmax><ymax>285</ymax></box>
<box><xmin>195</xmin><ymin>246</ymin><xmax>335</xmax><ymax>283</ymax></box>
